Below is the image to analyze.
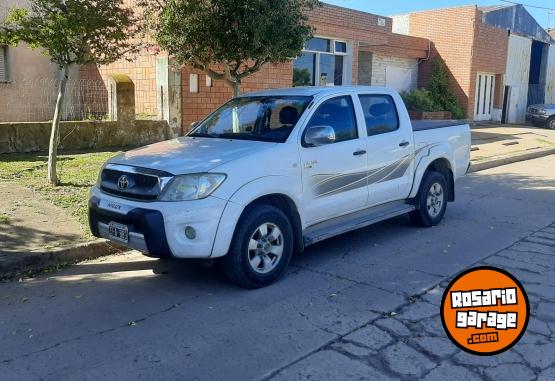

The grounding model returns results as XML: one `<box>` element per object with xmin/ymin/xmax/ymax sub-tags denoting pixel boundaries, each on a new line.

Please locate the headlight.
<box><xmin>160</xmin><ymin>173</ymin><xmax>226</xmax><ymax>201</ymax></box>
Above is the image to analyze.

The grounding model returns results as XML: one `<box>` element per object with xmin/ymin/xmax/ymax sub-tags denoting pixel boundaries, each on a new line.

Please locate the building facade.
<box><xmin>0</xmin><ymin>0</ymin><xmax>89</xmax><ymax>122</ymax></box>
<box><xmin>393</xmin><ymin>4</ymin><xmax>555</xmax><ymax>123</ymax></box>
<box><xmin>90</xmin><ymin>3</ymin><xmax>429</xmax><ymax>133</ymax></box>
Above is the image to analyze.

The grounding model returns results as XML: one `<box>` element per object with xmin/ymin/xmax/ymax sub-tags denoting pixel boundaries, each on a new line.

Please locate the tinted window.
<box><xmin>306</xmin><ymin>96</ymin><xmax>358</xmax><ymax>143</ymax></box>
<box><xmin>358</xmin><ymin>95</ymin><xmax>399</xmax><ymax>136</ymax></box>
<box><xmin>335</xmin><ymin>41</ymin><xmax>347</xmax><ymax>53</ymax></box>
<box><xmin>305</xmin><ymin>38</ymin><xmax>332</xmax><ymax>53</ymax></box>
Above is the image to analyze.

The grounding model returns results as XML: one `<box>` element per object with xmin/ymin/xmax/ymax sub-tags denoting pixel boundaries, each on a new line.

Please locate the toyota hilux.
<box><xmin>89</xmin><ymin>86</ymin><xmax>471</xmax><ymax>288</ymax></box>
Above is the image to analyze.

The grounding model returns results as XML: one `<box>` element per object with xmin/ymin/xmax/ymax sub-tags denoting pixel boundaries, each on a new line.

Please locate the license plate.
<box><xmin>108</xmin><ymin>222</ymin><xmax>129</xmax><ymax>243</ymax></box>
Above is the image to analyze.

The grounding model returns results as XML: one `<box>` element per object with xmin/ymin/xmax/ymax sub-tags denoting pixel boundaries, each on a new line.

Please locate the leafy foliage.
<box><xmin>0</xmin><ymin>0</ymin><xmax>140</xmax><ymax>185</ymax></box>
<box><xmin>0</xmin><ymin>0</ymin><xmax>140</xmax><ymax>67</ymax></box>
<box><xmin>401</xmin><ymin>89</ymin><xmax>441</xmax><ymax>113</ymax></box>
<box><xmin>141</xmin><ymin>0</ymin><xmax>320</xmax><ymax>95</ymax></box>
<box><xmin>426</xmin><ymin>58</ymin><xmax>465</xmax><ymax>119</ymax></box>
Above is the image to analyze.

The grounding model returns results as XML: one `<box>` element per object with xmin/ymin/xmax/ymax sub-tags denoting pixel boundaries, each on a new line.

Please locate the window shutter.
<box><xmin>0</xmin><ymin>47</ymin><xmax>6</xmax><ymax>82</ymax></box>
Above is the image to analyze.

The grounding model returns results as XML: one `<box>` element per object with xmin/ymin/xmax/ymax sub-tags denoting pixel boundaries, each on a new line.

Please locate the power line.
<box><xmin>499</xmin><ymin>0</ymin><xmax>555</xmax><ymax>12</ymax></box>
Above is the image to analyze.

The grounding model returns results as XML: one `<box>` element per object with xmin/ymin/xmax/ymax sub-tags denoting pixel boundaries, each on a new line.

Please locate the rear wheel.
<box><xmin>221</xmin><ymin>205</ymin><xmax>293</xmax><ymax>288</ymax></box>
<box><xmin>410</xmin><ymin>171</ymin><xmax>448</xmax><ymax>227</ymax></box>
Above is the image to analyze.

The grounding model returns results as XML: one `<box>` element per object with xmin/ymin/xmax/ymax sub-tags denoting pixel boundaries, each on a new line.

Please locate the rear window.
<box><xmin>358</xmin><ymin>95</ymin><xmax>399</xmax><ymax>136</ymax></box>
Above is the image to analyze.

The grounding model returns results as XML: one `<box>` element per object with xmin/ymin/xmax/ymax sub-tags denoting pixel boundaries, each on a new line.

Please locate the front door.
<box><xmin>474</xmin><ymin>73</ymin><xmax>495</xmax><ymax>121</ymax></box>
<box><xmin>299</xmin><ymin>94</ymin><xmax>368</xmax><ymax>225</ymax></box>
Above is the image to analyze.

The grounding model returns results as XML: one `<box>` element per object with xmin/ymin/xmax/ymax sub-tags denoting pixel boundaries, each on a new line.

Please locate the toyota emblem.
<box><xmin>117</xmin><ymin>175</ymin><xmax>129</xmax><ymax>190</ymax></box>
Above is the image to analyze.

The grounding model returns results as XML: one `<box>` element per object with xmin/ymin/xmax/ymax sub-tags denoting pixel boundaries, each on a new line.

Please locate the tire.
<box><xmin>410</xmin><ymin>171</ymin><xmax>448</xmax><ymax>227</ymax></box>
<box><xmin>547</xmin><ymin>117</ymin><xmax>555</xmax><ymax>130</ymax></box>
<box><xmin>221</xmin><ymin>204</ymin><xmax>293</xmax><ymax>288</ymax></box>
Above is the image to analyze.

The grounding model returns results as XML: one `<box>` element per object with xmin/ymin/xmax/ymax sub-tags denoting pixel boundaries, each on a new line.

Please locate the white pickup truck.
<box><xmin>89</xmin><ymin>86</ymin><xmax>470</xmax><ymax>288</ymax></box>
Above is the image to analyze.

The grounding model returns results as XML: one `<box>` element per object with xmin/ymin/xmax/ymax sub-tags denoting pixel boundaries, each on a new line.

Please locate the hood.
<box><xmin>531</xmin><ymin>104</ymin><xmax>555</xmax><ymax>111</ymax></box>
<box><xmin>109</xmin><ymin>137</ymin><xmax>275</xmax><ymax>174</ymax></box>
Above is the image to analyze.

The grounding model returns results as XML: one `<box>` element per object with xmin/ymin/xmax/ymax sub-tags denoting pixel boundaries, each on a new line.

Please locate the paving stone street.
<box><xmin>273</xmin><ymin>223</ymin><xmax>555</xmax><ymax>380</ymax></box>
<box><xmin>1</xmin><ymin>156</ymin><xmax>554</xmax><ymax>380</ymax></box>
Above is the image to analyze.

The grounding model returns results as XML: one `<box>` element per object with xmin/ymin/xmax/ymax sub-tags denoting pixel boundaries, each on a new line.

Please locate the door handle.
<box><xmin>399</xmin><ymin>141</ymin><xmax>410</xmax><ymax>147</ymax></box>
<box><xmin>353</xmin><ymin>150</ymin><xmax>367</xmax><ymax>156</ymax></box>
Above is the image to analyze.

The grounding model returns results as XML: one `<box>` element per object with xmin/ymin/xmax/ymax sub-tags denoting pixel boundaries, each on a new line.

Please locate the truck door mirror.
<box><xmin>304</xmin><ymin>125</ymin><xmax>336</xmax><ymax>147</ymax></box>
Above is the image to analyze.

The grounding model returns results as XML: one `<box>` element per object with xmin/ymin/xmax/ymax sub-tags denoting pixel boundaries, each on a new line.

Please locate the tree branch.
<box><xmin>237</xmin><ymin>59</ymin><xmax>266</xmax><ymax>80</ymax></box>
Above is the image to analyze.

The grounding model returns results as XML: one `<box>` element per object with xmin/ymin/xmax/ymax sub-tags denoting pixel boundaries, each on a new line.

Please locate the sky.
<box><xmin>324</xmin><ymin>0</ymin><xmax>555</xmax><ymax>29</ymax></box>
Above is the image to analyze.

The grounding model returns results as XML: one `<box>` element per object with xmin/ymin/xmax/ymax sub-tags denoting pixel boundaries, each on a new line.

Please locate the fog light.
<box><xmin>184</xmin><ymin>226</ymin><xmax>197</xmax><ymax>240</ymax></box>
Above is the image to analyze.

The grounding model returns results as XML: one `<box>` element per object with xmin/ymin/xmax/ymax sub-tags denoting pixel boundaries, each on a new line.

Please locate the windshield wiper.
<box><xmin>189</xmin><ymin>132</ymin><xmax>218</xmax><ymax>138</ymax></box>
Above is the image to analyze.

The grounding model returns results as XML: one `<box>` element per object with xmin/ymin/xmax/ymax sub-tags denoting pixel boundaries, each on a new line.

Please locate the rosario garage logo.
<box><xmin>441</xmin><ymin>266</ymin><xmax>530</xmax><ymax>356</ymax></box>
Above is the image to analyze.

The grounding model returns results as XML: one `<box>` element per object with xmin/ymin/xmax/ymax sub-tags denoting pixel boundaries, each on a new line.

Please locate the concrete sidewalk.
<box><xmin>470</xmin><ymin>124</ymin><xmax>555</xmax><ymax>172</ymax></box>
<box><xmin>0</xmin><ymin>181</ymin><xmax>122</xmax><ymax>279</ymax></box>
<box><xmin>1</xmin><ymin>124</ymin><xmax>554</xmax><ymax>279</ymax></box>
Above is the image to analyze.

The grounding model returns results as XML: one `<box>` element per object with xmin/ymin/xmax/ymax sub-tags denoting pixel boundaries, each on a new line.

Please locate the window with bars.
<box><xmin>0</xmin><ymin>46</ymin><xmax>8</xmax><ymax>82</ymax></box>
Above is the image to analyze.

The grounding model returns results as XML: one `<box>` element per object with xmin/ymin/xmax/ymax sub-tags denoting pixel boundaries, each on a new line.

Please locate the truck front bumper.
<box><xmin>88</xmin><ymin>186</ymin><xmax>229</xmax><ymax>259</ymax></box>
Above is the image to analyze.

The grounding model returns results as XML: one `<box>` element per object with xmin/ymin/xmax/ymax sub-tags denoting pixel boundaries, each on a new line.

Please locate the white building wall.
<box><xmin>545</xmin><ymin>44</ymin><xmax>555</xmax><ymax>104</ymax></box>
<box><xmin>392</xmin><ymin>14</ymin><xmax>411</xmax><ymax>35</ymax></box>
<box><xmin>371</xmin><ymin>54</ymin><xmax>418</xmax><ymax>93</ymax></box>
<box><xmin>505</xmin><ymin>34</ymin><xmax>532</xmax><ymax>123</ymax></box>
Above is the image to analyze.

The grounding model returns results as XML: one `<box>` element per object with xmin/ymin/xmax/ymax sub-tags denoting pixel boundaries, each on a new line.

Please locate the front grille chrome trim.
<box><xmin>101</xmin><ymin>164</ymin><xmax>174</xmax><ymax>201</ymax></box>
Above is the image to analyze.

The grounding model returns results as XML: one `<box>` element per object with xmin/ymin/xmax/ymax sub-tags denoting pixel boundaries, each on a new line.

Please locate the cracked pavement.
<box><xmin>0</xmin><ymin>155</ymin><xmax>554</xmax><ymax>380</ymax></box>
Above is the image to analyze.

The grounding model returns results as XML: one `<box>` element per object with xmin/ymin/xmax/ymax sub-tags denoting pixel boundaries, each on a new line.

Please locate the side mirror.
<box><xmin>190</xmin><ymin>121</ymin><xmax>197</xmax><ymax>129</ymax></box>
<box><xmin>304</xmin><ymin>125</ymin><xmax>336</xmax><ymax>147</ymax></box>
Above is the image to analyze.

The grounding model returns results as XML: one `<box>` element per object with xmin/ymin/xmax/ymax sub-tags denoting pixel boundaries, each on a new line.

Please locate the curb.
<box><xmin>469</xmin><ymin>147</ymin><xmax>555</xmax><ymax>173</ymax></box>
<box><xmin>0</xmin><ymin>239</ymin><xmax>125</xmax><ymax>280</ymax></box>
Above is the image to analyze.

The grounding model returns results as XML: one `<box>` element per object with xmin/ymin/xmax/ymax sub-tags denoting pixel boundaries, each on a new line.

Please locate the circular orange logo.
<box><xmin>441</xmin><ymin>266</ymin><xmax>529</xmax><ymax>356</ymax></box>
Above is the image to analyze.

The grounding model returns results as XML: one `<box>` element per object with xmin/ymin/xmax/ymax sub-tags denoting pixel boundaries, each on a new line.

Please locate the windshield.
<box><xmin>189</xmin><ymin>96</ymin><xmax>312</xmax><ymax>143</ymax></box>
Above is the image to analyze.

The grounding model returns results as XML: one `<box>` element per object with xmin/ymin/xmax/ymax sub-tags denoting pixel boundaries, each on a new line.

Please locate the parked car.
<box><xmin>89</xmin><ymin>86</ymin><xmax>471</xmax><ymax>288</ymax></box>
<box><xmin>526</xmin><ymin>104</ymin><xmax>555</xmax><ymax>129</ymax></box>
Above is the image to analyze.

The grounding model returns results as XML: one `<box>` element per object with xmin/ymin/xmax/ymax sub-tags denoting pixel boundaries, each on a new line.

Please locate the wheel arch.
<box><xmin>242</xmin><ymin>194</ymin><xmax>304</xmax><ymax>253</ymax></box>
<box><xmin>411</xmin><ymin>156</ymin><xmax>455</xmax><ymax>202</ymax></box>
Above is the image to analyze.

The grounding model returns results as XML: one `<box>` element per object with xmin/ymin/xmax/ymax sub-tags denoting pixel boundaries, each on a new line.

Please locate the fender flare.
<box><xmin>409</xmin><ymin>144</ymin><xmax>455</xmax><ymax>200</ymax></box>
<box><xmin>211</xmin><ymin>176</ymin><xmax>303</xmax><ymax>258</ymax></box>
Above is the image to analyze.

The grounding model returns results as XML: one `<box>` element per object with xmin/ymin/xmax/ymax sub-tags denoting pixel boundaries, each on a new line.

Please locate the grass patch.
<box><xmin>535</xmin><ymin>138</ymin><xmax>555</xmax><ymax>146</ymax></box>
<box><xmin>0</xmin><ymin>150</ymin><xmax>121</xmax><ymax>239</ymax></box>
<box><xmin>0</xmin><ymin>213</ymin><xmax>9</xmax><ymax>224</ymax></box>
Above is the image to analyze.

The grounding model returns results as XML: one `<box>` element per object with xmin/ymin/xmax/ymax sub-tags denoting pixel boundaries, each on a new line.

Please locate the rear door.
<box><xmin>299</xmin><ymin>94</ymin><xmax>369</xmax><ymax>225</ymax></box>
<box><xmin>356</xmin><ymin>92</ymin><xmax>414</xmax><ymax>206</ymax></box>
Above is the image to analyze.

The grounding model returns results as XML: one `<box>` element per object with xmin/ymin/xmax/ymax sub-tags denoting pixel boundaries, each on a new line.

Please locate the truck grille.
<box><xmin>100</xmin><ymin>164</ymin><xmax>173</xmax><ymax>201</ymax></box>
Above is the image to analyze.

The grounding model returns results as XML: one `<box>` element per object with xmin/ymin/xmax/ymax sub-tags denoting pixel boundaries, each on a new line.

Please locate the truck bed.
<box><xmin>411</xmin><ymin>120</ymin><xmax>468</xmax><ymax>131</ymax></box>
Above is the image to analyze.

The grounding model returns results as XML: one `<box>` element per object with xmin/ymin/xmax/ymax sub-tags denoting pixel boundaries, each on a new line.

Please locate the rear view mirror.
<box><xmin>304</xmin><ymin>125</ymin><xmax>336</xmax><ymax>147</ymax></box>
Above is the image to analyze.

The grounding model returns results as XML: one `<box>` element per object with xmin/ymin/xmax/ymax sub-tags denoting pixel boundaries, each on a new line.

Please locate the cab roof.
<box><xmin>240</xmin><ymin>86</ymin><xmax>396</xmax><ymax>98</ymax></box>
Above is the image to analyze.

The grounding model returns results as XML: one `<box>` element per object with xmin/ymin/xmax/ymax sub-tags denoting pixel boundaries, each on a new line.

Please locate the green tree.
<box><xmin>0</xmin><ymin>0</ymin><xmax>140</xmax><ymax>185</ymax></box>
<box><xmin>141</xmin><ymin>0</ymin><xmax>320</xmax><ymax>97</ymax></box>
<box><xmin>426</xmin><ymin>58</ymin><xmax>465</xmax><ymax>119</ymax></box>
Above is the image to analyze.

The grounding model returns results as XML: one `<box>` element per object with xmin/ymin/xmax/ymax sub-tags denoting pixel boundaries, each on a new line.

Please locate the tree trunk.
<box><xmin>231</xmin><ymin>81</ymin><xmax>241</xmax><ymax>97</ymax></box>
<box><xmin>47</xmin><ymin>66</ymin><xmax>68</xmax><ymax>186</ymax></box>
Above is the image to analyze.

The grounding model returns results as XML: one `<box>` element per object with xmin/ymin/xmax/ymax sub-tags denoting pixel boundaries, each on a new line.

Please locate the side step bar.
<box><xmin>303</xmin><ymin>200</ymin><xmax>416</xmax><ymax>247</ymax></box>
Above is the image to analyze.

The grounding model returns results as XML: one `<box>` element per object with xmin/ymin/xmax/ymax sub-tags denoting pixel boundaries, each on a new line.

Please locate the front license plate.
<box><xmin>108</xmin><ymin>222</ymin><xmax>129</xmax><ymax>243</ymax></box>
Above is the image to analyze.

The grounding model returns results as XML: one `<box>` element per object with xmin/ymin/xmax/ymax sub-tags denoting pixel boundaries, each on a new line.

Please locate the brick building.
<box><xmin>87</xmin><ymin>3</ymin><xmax>429</xmax><ymax>135</ymax></box>
<box><xmin>393</xmin><ymin>4</ymin><xmax>555</xmax><ymax>123</ymax></box>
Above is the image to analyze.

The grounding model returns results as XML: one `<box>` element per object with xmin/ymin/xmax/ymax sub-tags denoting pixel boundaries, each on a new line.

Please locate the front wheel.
<box><xmin>221</xmin><ymin>205</ymin><xmax>293</xmax><ymax>288</ymax></box>
<box><xmin>547</xmin><ymin>117</ymin><xmax>555</xmax><ymax>130</ymax></box>
<box><xmin>410</xmin><ymin>171</ymin><xmax>448</xmax><ymax>227</ymax></box>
